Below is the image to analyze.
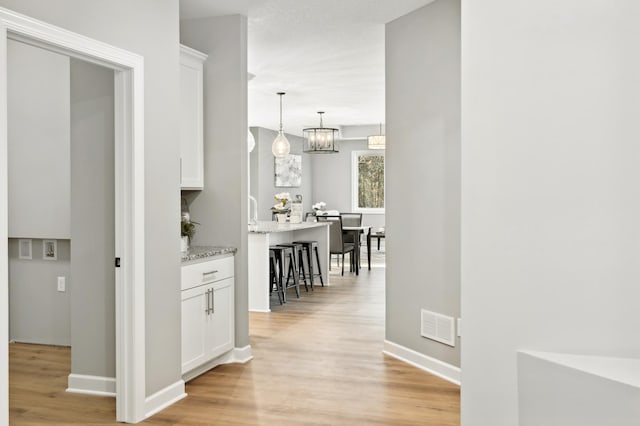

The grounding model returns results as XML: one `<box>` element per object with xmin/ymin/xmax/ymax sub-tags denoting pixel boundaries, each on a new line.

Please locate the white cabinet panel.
<box><xmin>180</xmin><ymin>45</ymin><xmax>207</xmax><ymax>190</ymax></box>
<box><xmin>181</xmin><ymin>284</ymin><xmax>209</xmax><ymax>373</ymax></box>
<box><xmin>207</xmin><ymin>278</ymin><xmax>233</xmax><ymax>358</ymax></box>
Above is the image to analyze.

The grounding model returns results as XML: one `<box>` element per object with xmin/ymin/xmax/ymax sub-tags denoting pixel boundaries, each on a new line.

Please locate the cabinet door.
<box><xmin>181</xmin><ymin>284</ymin><xmax>211</xmax><ymax>374</ymax></box>
<box><xmin>180</xmin><ymin>47</ymin><xmax>205</xmax><ymax>189</ymax></box>
<box><xmin>207</xmin><ymin>277</ymin><xmax>234</xmax><ymax>360</ymax></box>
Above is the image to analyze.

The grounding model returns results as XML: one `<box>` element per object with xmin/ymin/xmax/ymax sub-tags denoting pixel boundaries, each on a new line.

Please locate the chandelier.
<box><xmin>303</xmin><ymin>112</ymin><xmax>339</xmax><ymax>154</ymax></box>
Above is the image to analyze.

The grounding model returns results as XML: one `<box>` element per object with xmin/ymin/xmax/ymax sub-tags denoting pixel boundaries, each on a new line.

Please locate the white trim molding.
<box><xmin>232</xmin><ymin>345</ymin><xmax>253</xmax><ymax>364</ymax></box>
<box><xmin>0</xmin><ymin>6</ymin><xmax>146</xmax><ymax>423</ymax></box>
<box><xmin>145</xmin><ymin>380</ymin><xmax>187</xmax><ymax>419</ymax></box>
<box><xmin>182</xmin><ymin>346</ymin><xmax>253</xmax><ymax>383</ymax></box>
<box><xmin>67</xmin><ymin>374</ymin><xmax>116</xmax><ymax>397</ymax></box>
<box><xmin>0</xmin><ymin>17</ymin><xmax>9</xmax><ymax>426</ymax></box>
<box><xmin>383</xmin><ymin>340</ymin><xmax>461</xmax><ymax>386</ymax></box>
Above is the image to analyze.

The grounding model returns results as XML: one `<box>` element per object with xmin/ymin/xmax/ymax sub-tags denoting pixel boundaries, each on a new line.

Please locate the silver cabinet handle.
<box><xmin>204</xmin><ymin>288</ymin><xmax>210</xmax><ymax>314</ymax></box>
<box><xmin>210</xmin><ymin>288</ymin><xmax>215</xmax><ymax>314</ymax></box>
<box><xmin>203</xmin><ymin>270</ymin><xmax>219</xmax><ymax>279</ymax></box>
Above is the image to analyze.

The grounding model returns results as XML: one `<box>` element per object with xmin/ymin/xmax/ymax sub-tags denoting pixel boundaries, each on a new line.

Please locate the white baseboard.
<box><xmin>182</xmin><ymin>346</ymin><xmax>253</xmax><ymax>382</ymax></box>
<box><xmin>145</xmin><ymin>379</ymin><xmax>186</xmax><ymax>419</ymax></box>
<box><xmin>232</xmin><ymin>345</ymin><xmax>253</xmax><ymax>363</ymax></box>
<box><xmin>66</xmin><ymin>374</ymin><xmax>116</xmax><ymax>397</ymax></box>
<box><xmin>383</xmin><ymin>340</ymin><xmax>461</xmax><ymax>386</ymax></box>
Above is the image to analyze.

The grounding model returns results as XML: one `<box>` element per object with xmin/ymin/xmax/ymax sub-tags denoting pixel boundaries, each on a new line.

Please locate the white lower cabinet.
<box><xmin>181</xmin><ymin>256</ymin><xmax>234</xmax><ymax>375</ymax></box>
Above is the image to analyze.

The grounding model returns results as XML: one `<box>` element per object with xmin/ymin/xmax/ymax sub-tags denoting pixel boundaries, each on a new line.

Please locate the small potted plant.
<box><xmin>271</xmin><ymin>192</ymin><xmax>291</xmax><ymax>223</ymax></box>
<box><xmin>180</xmin><ymin>218</ymin><xmax>198</xmax><ymax>252</ymax></box>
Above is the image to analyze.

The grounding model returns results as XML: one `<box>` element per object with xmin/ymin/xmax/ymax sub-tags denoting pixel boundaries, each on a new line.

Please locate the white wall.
<box><xmin>70</xmin><ymin>58</ymin><xmax>115</xmax><ymax>378</ymax></box>
<box><xmin>250</xmin><ymin>127</ymin><xmax>313</xmax><ymax>221</ymax></box>
<box><xmin>311</xmin><ymin>139</ymin><xmax>385</xmax><ymax>229</ymax></box>
<box><xmin>8</xmin><ymin>40</ymin><xmax>70</xmax><ymax>239</ymax></box>
<box><xmin>461</xmin><ymin>1</ymin><xmax>640</xmax><ymax>425</ymax></box>
<box><xmin>385</xmin><ymin>0</ymin><xmax>461</xmax><ymax>367</ymax></box>
<box><xmin>181</xmin><ymin>15</ymin><xmax>250</xmax><ymax>348</ymax></box>
<box><xmin>8</xmin><ymin>239</ymin><xmax>71</xmax><ymax>345</ymax></box>
<box><xmin>7</xmin><ymin>41</ymin><xmax>72</xmax><ymax>347</ymax></box>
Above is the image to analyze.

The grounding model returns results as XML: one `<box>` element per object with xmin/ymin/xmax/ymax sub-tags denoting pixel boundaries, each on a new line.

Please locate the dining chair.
<box><xmin>340</xmin><ymin>212</ymin><xmax>363</xmax><ymax>244</ymax></box>
<box><xmin>340</xmin><ymin>212</ymin><xmax>364</xmax><ymax>269</ymax></box>
<box><xmin>317</xmin><ymin>215</ymin><xmax>356</xmax><ymax>275</ymax></box>
<box><xmin>340</xmin><ymin>212</ymin><xmax>362</xmax><ymax>227</ymax></box>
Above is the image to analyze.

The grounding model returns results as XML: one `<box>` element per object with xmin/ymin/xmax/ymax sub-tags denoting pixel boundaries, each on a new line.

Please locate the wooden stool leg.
<box><xmin>278</xmin><ymin>251</ymin><xmax>286</xmax><ymax>303</ymax></box>
<box><xmin>314</xmin><ymin>246</ymin><xmax>324</xmax><ymax>286</ymax></box>
<box><xmin>288</xmin><ymin>250</ymin><xmax>300</xmax><ymax>298</ymax></box>
<box><xmin>305</xmin><ymin>246</ymin><xmax>315</xmax><ymax>289</ymax></box>
<box><xmin>297</xmin><ymin>249</ymin><xmax>309</xmax><ymax>291</ymax></box>
<box><xmin>270</xmin><ymin>255</ymin><xmax>284</xmax><ymax>305</ymax></box>
<box><xmin>282</xmin><ymin>249</ymin><xmax>300</xmax><ymax>299</ymax></box>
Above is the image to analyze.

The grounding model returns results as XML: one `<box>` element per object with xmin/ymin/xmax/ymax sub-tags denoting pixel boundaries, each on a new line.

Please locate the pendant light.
<box><xmin>367</xmin><ymin>123</ymin><xmax>385</xmax><ymax>149</ymax></box>
<box><xmin>303</xmin><ymin>111</ymin><xmax>339</xmax><ymax>154</ymax></box>
<box><xmin>272</xmin><ymin>92</ymin><xmax>290</xmax><ymax>157</ymax></box>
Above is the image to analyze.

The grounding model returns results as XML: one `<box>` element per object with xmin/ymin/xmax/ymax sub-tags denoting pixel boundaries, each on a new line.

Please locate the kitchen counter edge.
<box><xmin>181</xmin><ymin>246</ymin><xmax>237</xmax><ymax>263</ymax></box>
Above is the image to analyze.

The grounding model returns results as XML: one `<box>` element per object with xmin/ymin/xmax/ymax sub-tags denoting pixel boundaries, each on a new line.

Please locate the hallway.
<box><xmin>10</xmin><ymin>249</ymin><xmax>460</xmax><ymax>425</ymax></box>
<box><xmin>153</xmin><ymin>248</ymin><xmax>460</xmax><ymax>425</ymax></box>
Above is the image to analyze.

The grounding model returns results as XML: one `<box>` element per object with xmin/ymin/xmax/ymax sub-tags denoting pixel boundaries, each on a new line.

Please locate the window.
<box><xmin>352</xmin><ymin>151</ymin><xmax>385</xmax><ymax>213</ymax></box>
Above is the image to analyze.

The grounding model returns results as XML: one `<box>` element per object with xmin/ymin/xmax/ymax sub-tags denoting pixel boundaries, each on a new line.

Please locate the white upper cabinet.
<box><xmin>180</xmin><ymin>45</ymin><xmax>207</xmax><ymax>190</ymax></box>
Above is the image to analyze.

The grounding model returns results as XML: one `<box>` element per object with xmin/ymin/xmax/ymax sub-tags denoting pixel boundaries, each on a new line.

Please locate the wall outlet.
<box><xmin>57</xmin><ymin>276</ymin><xmax>65</xmax><ymax>292</ymax></box>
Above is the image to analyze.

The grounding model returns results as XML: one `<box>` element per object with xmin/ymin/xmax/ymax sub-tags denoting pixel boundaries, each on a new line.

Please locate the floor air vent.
<box><xmin>421</xmin><ymin>309</ymin><xmax>455</xmax><ymax>347</ymax></box>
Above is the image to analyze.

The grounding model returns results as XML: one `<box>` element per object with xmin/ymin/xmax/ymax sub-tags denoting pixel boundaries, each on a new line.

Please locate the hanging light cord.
<box><xmin>278</xmin><ymin>92</ymin><xmax>285</xmax><ymax>133</ymax></box>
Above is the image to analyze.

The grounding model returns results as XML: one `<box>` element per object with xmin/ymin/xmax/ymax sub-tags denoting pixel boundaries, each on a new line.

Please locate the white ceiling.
<box><xmin>180</xmin><ymin>0</ymin><xmax>435</xmax><ymax>136</ymax></box>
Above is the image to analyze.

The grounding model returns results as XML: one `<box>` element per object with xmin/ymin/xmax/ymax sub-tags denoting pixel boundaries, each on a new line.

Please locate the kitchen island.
<box><xmin>248</xmin><ymin>221</ymin><xmax>331</xmax><ymax>312</ymax></box>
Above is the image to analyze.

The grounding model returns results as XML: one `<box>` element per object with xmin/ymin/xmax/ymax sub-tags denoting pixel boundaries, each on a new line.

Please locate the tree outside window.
<box><xmin>352</xmin><ymin>151</ymin><xmax>385</xmax><ymax>213</ymax></box>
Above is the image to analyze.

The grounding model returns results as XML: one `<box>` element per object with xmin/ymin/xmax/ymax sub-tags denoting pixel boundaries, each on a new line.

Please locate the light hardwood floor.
<box><xmin>9</xmin><ymin>249</ymin><xmax>460</xmax><ymax>425</ymax></box>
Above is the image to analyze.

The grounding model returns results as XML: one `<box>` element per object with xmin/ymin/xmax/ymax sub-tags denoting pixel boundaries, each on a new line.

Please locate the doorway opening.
<box><xmin>8</xmin><ymin>39</ymin><xmax>116</xmax><ymax>421</ymax></box>
<box><xmin>0</xmin><ymin>8</ymin><xmax>146</xmax><ymax>423</ymax></box>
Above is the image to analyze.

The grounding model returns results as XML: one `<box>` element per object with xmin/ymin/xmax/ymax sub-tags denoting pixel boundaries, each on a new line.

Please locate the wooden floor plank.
<box><xmin>9</xmin><ymin>251</ymin><xmax>460</xmax><ymax>425</ymax></box>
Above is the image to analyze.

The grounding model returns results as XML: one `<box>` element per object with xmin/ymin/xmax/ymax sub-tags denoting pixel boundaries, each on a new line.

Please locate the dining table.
<box><xmin>342</xmin><ymin>225</ymin><xmax>372</xmax><ymax>273</ymax></box>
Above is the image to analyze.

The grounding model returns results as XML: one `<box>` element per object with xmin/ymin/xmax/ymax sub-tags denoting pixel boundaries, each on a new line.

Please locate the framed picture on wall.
<box><xmin>43</xmin><ymin>239</ymin><xmax>57</xmax><ymax>260</ymax></box>
<box><xmin>18</xmin><ymin>239</ymin><xmax>32</xmax><ymax>260</ymax></box>
<box><xmin>274</xmin><ymin>154</ymin><xmax>302</xmax><ymax>187</ymax></box>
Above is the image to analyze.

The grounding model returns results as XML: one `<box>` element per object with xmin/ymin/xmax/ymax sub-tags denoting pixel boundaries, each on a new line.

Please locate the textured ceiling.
<box><xmin>180</xmin><ymin>0</ymin><xmax>435</xmax><ymax>136</ymax></box>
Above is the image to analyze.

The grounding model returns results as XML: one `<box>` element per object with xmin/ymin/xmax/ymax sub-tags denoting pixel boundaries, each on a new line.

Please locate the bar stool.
<box><xmin>277</xmin><ymin>242</ymin><xmax>309</xmax><ymax>292</ymax></box>
<box><xmin>270</xmin><ymin>245</ymin><xmax>300</xmax><ymax>301</ymax></box>
<box><xmin>269</xmin><ymin>249</ymin><xmax>284</xmax><ymax>305</ymax></box>
<box><xmin>292</xmin><ymin>240</ymin><xmax>324</xmax><ymax>287</ymax></box>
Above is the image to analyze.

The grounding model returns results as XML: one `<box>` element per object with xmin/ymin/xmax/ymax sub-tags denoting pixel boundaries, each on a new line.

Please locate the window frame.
<box><xmin>351</xmin><ymin>150</ymin><xmax>385</xmax><ymax>214</ymax></box>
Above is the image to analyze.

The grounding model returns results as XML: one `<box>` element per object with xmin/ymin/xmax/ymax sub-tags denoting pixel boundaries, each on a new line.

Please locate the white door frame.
<box><xmin>0</xmin><ymin>8</ymin><xmax>146</xmax><ymax>423</ymax></box>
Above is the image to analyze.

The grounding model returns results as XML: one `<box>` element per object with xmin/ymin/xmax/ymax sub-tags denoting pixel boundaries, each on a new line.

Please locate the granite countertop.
<box><xmin>248</xmin><ymin>220</ymin><xmax>331</xmax><ymax>234</ymax></box>
<box><xmin>181</xmin><ymin>245</ymin><xmax>237</xmax><ymax>263</ymax></box>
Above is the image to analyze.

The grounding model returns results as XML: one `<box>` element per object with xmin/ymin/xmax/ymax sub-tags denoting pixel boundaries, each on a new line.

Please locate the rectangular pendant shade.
<box><xmin>368</xmin><ymin>135</ymin><xmax>385</xmax><ymax>149</ymax></box>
